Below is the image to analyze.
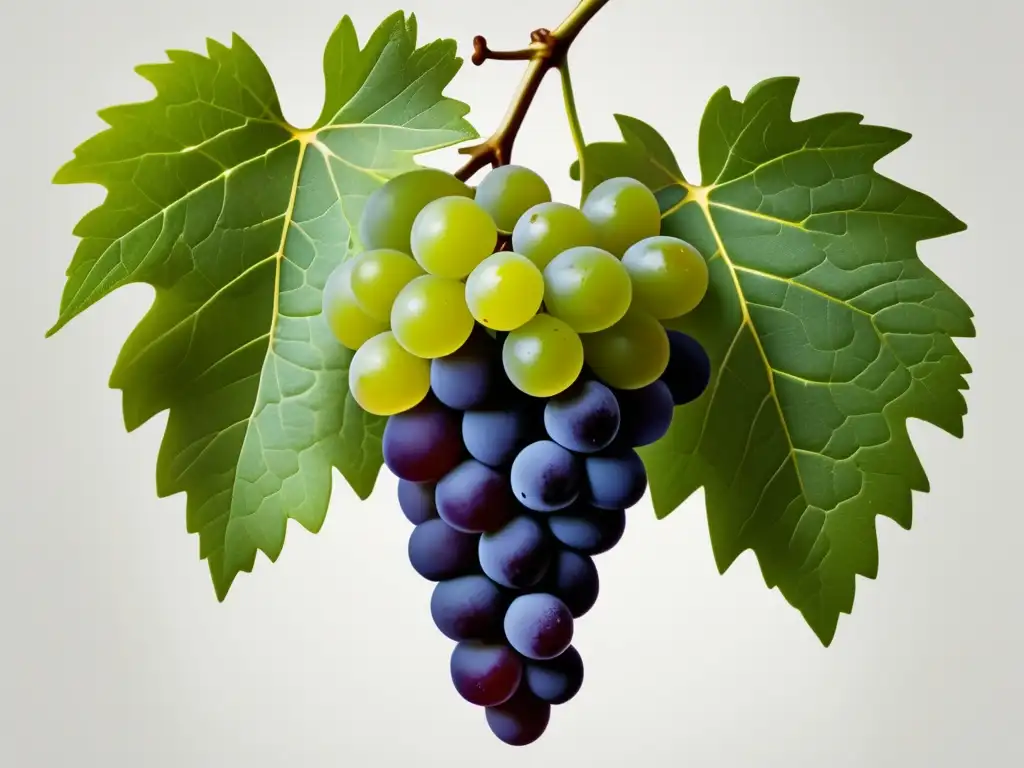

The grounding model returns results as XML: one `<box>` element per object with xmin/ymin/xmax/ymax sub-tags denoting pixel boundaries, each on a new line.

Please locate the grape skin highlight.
<box><xmin>347</xmin><ymin>331</ymin><xmax>429</xmax><ymax>416</ymax></box>
<box><xmin>474</xmin><ymin>164</ymin><xmax>552</xmax><ymax>233</ymax></box>
<box><xmin>392</xmin><ymin>274</ymin><xmax>475</xmax><ymax>359</ymax></box>
<box><xmin>511</xmin><ymin>201</ymin><xmax>597</xmax><ymax>270</ymax></box>
<box><xmin>411</xmin><ymin>196</ymin><xmax>497</xmax><ymax>279</ymax></box>
<box><xmin>485</xmin><ymin>688</ymin><xmax>552</xmax><ymax>746</ymax></box>
<box><xmin>502</xmin><ymin>314</ymin><xmax>584</xmax><ymax>398</ymax></box>
<box><xmin>349</xmin><ymin>248</ymin><xmax>425</xmax><ymax>323</ymax></box>
<box><xmin>322</xmin><ymin>259</ymin><xmax>389</xmax><ymax>352</ymax></box>
<box><xmin>450</xmin><ymin>642</ymin><xmax>523</xmax><ymax>707</ymax></box>
<box><xmin>622</xmin><ymin>235</ymin><xmax>709</xmax><ymax>319</ymax></box>
<box><xmin>581</xmin><ymin>309</ymin><xmax>670</xmax><ymax>390</ymax></box>
<box><xmin>466</xmin><ymin>252</ymin><xmax>545</xmax><ymax>331</ymax></box>
<box><xmin>542</xmin><ymin>246</ymin><xmax>632</xmax><ymax>333</ymax></box>
<box><xmin>581</xmin><ymin>176</ymin><xmax>663</xmax><ymax>257</ymax></box>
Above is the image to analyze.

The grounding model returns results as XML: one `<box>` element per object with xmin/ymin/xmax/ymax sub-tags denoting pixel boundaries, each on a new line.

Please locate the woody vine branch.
<box><xmin>453</xmin><ymin>0</ymin><xmax>612</xmax><ymax>184</ymax></box>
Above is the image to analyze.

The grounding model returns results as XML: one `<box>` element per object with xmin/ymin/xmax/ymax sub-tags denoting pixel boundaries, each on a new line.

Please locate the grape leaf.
<box><xmin>47</xmin><ymin>12</ymin><xmax>477</xmax><ymax>599</ymax></box>
<box><xmin>572</xmin><ymin>77</ymin><xmax>973</xmax><ymax>645</ymax></box>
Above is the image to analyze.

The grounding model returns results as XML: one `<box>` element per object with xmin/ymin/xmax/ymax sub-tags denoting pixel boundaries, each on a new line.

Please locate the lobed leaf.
<box><xmin>49</xmin><ymin>12</ymin><xmax>478</xmax><ymax>599</ymax></box>
<box><xmin>574</xmin><ymin>77</ymin><xmax>973</xmax><ymax>645</ymax></box>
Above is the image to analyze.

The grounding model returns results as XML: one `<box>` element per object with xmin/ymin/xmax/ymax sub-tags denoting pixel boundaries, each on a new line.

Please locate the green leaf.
<box><xmin>48</xmin><ymin>12</ymin><xmax>478</xmax><ymax>599</ymax></box>
<box><xmin>574</xmin><ymin>77</ymin><xmax>973</xmax><ymax>645</ymax></box>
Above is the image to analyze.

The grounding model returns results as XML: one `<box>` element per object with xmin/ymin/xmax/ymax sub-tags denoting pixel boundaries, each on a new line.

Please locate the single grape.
<box><xmin>583</xmin><ymin>449</ymin><xmax>648</xmax><ymax>510</ymax></box>
<box><xmin>613</xmin><ymin>379</ymin><xmax>675</xmax><ymax>447</ymax></box>
<box><xmin>510</xmin><ymin>440</ymin><xmax>581</xmax><ymax>513</ymax></box>
<box><xmin>524</xmin><ymin>645</ymin><xmax>584</xmax><ymax>705</ymax></box>
<box><xmin>502</xmin><ymin>314</ymin><xmax>584</xmax><ymax>398</ymax></box>
<box><xmin>581</xmin><ymin>176</ymin><xmax>662</xmax><ymax>257</ymax></box>
<box><xmin>382</xmin><ymin>397</ymin><xmax>463</xmax><ymax>482</ymax></box>
<box><xmin>473</xmin><ymin>164</ymin><xmax>552</xmax><ymax>233</ymax></box>
<box><xmin>322</xmin><ymin>259</ymin><xmax>389</xmax><ymax>351</ymax></box>
<box><xmin>411</xmin><ymin>196</ymin><xmax>497</xmax><ymax>279</ymax></box>
<box><xmin>466</xmin><ymin>252</ymin><xmax>544</xmax><ymax>331</ymax></box>
<box><xmin>408</xmin><ymin>518</ymin><xmax>480</xmax><ymax>581</ymax></box>
<box><xmin>391</xmin><ymin>274</ymin><xmax>475</xmax><ymax>359</ymax></box>
<box><xmin>462</xmin><ymin>408</ymin><xmax>536</xmax><ymax>468</ymax></box>
<box><xmin>430</xmin><ymin>575</ymin><xmax>509</xmax><ymax>642</ymax></box>
<box><xmin>581</xmin><ymin>309</ymin><xmax>670</xmax><ymax>390</ymax></box>
<box><xmin>348</xmin><ymin>331</ymin><xmax>430</xmax><ymax>416</ymax></box>
<box><xmin>511</xmin><ymin>201</ymin><xmax>597</xmax><ymax>270</ymax></box>
<box><xmin>546</xmin><ymin>506</ymin><xmax>626</xmax><ymax>556</ymax></box>
<box><xmin>543</xmin><ymin>379</ymin><xmax>620</xmax><ymax>454</ymax></box>
<box><xmin>430</xmin><ymin>328</ymin><xmax>499</xmax><ymax>411</ymax></box>
<box><xmin>485</xmin><ymin>687</ymin><xmax>552</xmax><ymax>746</ymax></box>
<box><xmin>478</xmin><ymin>515</ymin><xmax>552</xmax><ymax>590</ymax></box>
<box><xmin>358</xmin><ymin>168</ymin><xmax>472</xmax><ymax>254</ymax></box>
<box><xmin>397</xmin><ymin>479</ymin><xmax>438</xmax><ymax>525</ymax></box>
<box><xmin>662</xmin><ymin>329</ymin><xmax>712</xmax><ymax>405</ymax></box>
<box><xmin>622</xmin><ymin>235</ymin><xmax>709</xmax><ymax>319</ymax></box>
<box><xmin>504</xmin><ymin>593</ymin><xmax>574</xmax><ymax>661</ymax></box>
<box><xmin>540</xmin><ymin>549</ymin><xmax>599</xmax><ymax>618</ymax></box>
<box><xmin>435</xmin><ymin>459</ymin><xmax>513</xmax><ymax>534</ymax></box>
<box><xmin>542</xmin><ymin>246</ymin><xmax>632</xmax><ymax>333</ymax></box>
<box><xmin>348</xmin><ymin>248</ymin><xmax>425</xmax><ymax>323</ymax></box>
<box><xmin>450</xmin><ymin>642</ymin><xmax>523</xmax><ymax>707</ymax></box>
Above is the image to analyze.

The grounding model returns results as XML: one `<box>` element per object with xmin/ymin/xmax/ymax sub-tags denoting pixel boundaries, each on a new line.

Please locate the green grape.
<box><xmin>321</xmin><ymin>259</ymin><xmax>389</xmax><ymax>351</ymax></box>
<box><xmin>581</xmin><ymin>309</ymin><xmax>670</xmax><ymax>390</ymax></box>
<box><xmin>465</xmin><ymin>252</ymin><xmax>544</xmax><ymax>331</ymax></box>
<box><xmin>473</xmin><ymin>164</ymin><xmax>552</xmax><ymax>233</ymax></box>
<box><xmin>502</xmin><ymin>314</ymin><xmax>584</xmax><ymax>398</ymax></box>
<box><xmin>581</xmin><ymin>177</ymin><xmax>662</xmax><ymax>257</ymax></box>
<box><xmin>391</xmin><ymin>274</ymin><xmax>475</xmax><ymax>358</ymax></box>
<box><xmin>348</xmin><ymin>331</ymin><xmax>430</xmax><ymax>416</ymax></box>
<box><xmin>358</xmin><ymin>168</ymin><xmax>472</xmax><ymax>254</ymax></box>
<box><xmin>622</xmin><ymin>235</ymin><xmax>709</xmax><ymax>319</ymax></box>
<box><xmin>349</xmin><ymin>248</ymin><xmax>426</xmax><ymax>323</ymax></box>
<box><xmin>511</xmin><ymin>201</ymin><xmax>596</xmax><ymax>270</ymax></box>
<box><xmin>411</xmin><ymin>196</ymin><xmax>498</xmax><ymax>279</ymax></box>
<box><xmin>542</xmin><ymin>246</ymin><xmax>632</xmax><ymax>333</ymax></box>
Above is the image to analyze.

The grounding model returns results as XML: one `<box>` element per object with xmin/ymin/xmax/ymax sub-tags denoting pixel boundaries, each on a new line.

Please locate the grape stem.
<box><xmin>453</xmin><ymin>0</ymin><xmax>611</xmax><ymax>182</ymax></box>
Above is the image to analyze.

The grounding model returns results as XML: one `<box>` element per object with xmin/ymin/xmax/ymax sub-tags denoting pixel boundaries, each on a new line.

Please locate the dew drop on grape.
<box><xmin>382</xmin><ymin>396</ymin><xmax>463</xmax><ymax>482</ymax></box>
<box><xmin>450</xmin><ymin>641</ymin><xmax>523</xmax><ymax>707</ymax></box>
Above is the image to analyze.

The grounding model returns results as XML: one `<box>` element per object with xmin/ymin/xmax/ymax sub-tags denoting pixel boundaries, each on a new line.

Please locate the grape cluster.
<box><xmin>322</xmin><ymin>163</ymin><xmax>712</xmax><ymax>745</ymax></box>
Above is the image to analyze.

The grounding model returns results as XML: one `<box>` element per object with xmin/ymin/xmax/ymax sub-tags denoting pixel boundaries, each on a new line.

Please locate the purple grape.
<box><xmin>614</xmin><ymin>379</ymin><xmax>675</xmax><ymax>447</ymax></box>
<box><xmin>546</xmin><ymin>506</ymin><xmax>625</xmax><ymax>555</ymax></box>
<box><xmin>462</xmin><ymin>408</ymin><xmax>535</xmax><ymax>468</ymax></box>
<box><xmin>485</xmin><ymin>687</ymin><xmax>551</xmax><ymax>746</ymax></box>
<box><xmin>450</xmin><ymin>642</ymin><xmax>523</xmax><ymax>707</ymax></box>
<box><xmin>541</xmin><ymin>549</ymin><xmax>599</xmax><ymax>618</ymax></box>
<box><xmin>583</xmin><ymin>449</ymin><xmax>647</xmax><ymax>509</ymax></box>
<box><xmin>662</xmin><ymin>330</ymin><xmax>711</xmax><ymax>406</ymax></box>
<box><xmin>524</xmin><ymin>645</ymin><xmax>584</xmax><ymax>705</ymax></box>
<box><xmin>510</xmin><ymin>440</ymin><xmax>581</xmax><ymax>513</ymax></box>
<box><xmin>397</xmin><ymin>480</ymin><xmax>438</xmax><ymax>525</ymax></box>
<box><xmin>435</xmin><ymin>459</ymin><xmax>514</xmax><ymax>534</ymax></box>
<box><xmin>543</xmin><ymin>379</ymin><xmax>620</xmax><ymax>454</ymax></box>
<box><xmin>407</xmin><ymin>519</ymin><xmax>479</xmax><ymax>582</ymax></box>
<box><xmin>383</xmin><ymin>397</ymin><xmax>463</xmax><ymax>483</ymax></box>
<box><xmin>504</xmin><ymin>593</ymin><xmax>574</xmax><ymax>661</ymax></box>
<box><xmin>478</xmin><ymin>515</ymin><xmax>552</xmax><ymax>590</ymax></box>
<box><xmin>430</xmin><ymin>575</ymin><xmax>509</xmax><ymax>642</ymax></box>
<box><xmin>431</xmin><ymin>329</ymin><xmax>498</xmax><ymax>410</ymax></box>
